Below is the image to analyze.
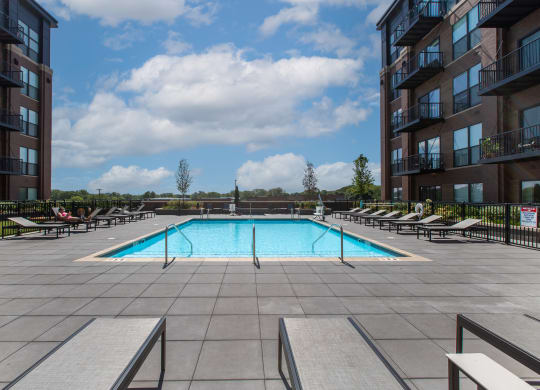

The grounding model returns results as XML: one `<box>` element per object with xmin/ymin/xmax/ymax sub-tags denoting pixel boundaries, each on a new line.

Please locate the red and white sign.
<box><xmin>520</xmin><ymin>207</ymin><xmax>538</xmax><ymax>228</ymax></box>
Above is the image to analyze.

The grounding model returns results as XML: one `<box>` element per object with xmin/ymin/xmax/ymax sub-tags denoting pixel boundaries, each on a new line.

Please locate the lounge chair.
<box><xmin>278</xmin><ymin>317</ymin><xmax>410</xmax><ymax>390</ymax></box>
<box><xmin>2</xmin><ymin>217</ymin><xmax>70</xmax><ymax>239</ymax></box>
<box><xmin>417</xmin><ymin>218</ymin><xmax>486</xmax><ymax>241</ymax></box>
<box><xmin>94</xmin><ymin>207</ymin><xmax>121</xmax><ymax>226</ymax></box>
<box><xmin>332</xmin><ymin>207</ymin><xmax>360</xmax><ymax>218</ymax></box>
<box><xmin>363</xmin><ymin>210</ymin><xmax>401</xmax><ymax>226</ymax></box>
<box><xmin>108</xmin><ymin>207</ymin><xmax>134</xmax><ymax>223</ymax></box>
<box><xmin>377</xmin><ymin>212</ymin><xmax>419</xmax><ymax>229</ymax></box>
<box><xmin>354</xmin><ymin>209</ymin><xmax>386</xmax><ymax>223</ymax></box>
<box><xmin>339</xmin><ymin>208</ymin><xmax>372</xmax><ymax>220</ymax></box>
<box><xmin>388</xmin><ymin>214</ymin><xmax>443</xmax><ymax>233</ymax></box>
<box><xmin>4</xmin><ymin>317</ymin><xmax>166</xmax><ymax>390</ymax></box>
<box><xmin>447</xmin><ymin>353</ymin><xmax>533</xmax><ymax>390</ymax></box>
<box><xmin>52</xmin><ymin>207</ymin><xmax>97</xmax><ymax>232</ymax></box>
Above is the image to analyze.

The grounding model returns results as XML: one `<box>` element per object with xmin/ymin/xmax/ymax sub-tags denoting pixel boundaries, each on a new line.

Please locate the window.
<box><xmin>18</xmin><ymin>20</ymin><xmax>40</xmax><ymax>62</ymax></box>
<box><xmin>453</xmin><ymin>123</ymin><xmax>481</xmax><ymax>167</ymax></box>
<box><xmin>418</xmin><ymin>88</ymin><xmax>441</xmax><ymax>118</ymax></box>
<box><xmin>522</xmin><ymin>181</ymin><xmax>540</xmax><ymax>203</ymax></box>
<box><xmin>392</xmin><ymin>187</ymin><xmax>403</xmax><ymax>201</ymax></box>
<box><xmin>18</xmin><ymin>187</ymin><xmax>38</xmax><ymax>201</ymax></box>
<box><xmin>21</xmin><ymin>66</ymin><xmax>39</xmax><ymax>100</ymax></box>
<box><xmin>419</xmin><ymin>39</ymin><xmax>441</xmax><ymax>67</ymax></box>
<box><xmin>391</xmin><ymin>108</ymin><xmax>403</xmax><ymax>132</ymax></box>
<box><xmin>520</xmin><ymin>30</ymin><xmax>540</xmax><ymax>71</ymax></box>
<box><xmin>453</xmin><ymin>63</ymin><xmax>481</xmax><ymax>113</ymax></box>
<box><xmin>19</xmin><ymin>147</ymin><xmax>38</xmax><ymax>176</ymax></box>
<box><xmin>452</xmin><ymin>5</ymin><xmax>480</xmax><ymax>60</ymax></box>
<box><xmin>419</xmin><ymin>185</ymin><xmax>442</xmax><ymax>201</ymax></box>
<box><xmin>390</xmin><ymin>73</ymin><xmax>402</xmax><ymax>101</ymax></box>
<box><xmin>454</xmin><ymin>183</ymin><xmax>483</xmax><ymax>203</ymax></box>
<box><xmin>418</xmin><ymin>136</ymin><xmax>441</xmax><ymax>170</ymax></box>
<box><xmin>20</xmin><ymin>107</ymin><xmax>39</xmax><ymax>137</ymax></box>
<box><xmin>391</xmin><ymin>148</ymin><xmax>402</xmax><ymax>175</ymax></box>
<box><xmin>389</xmin><ymin>30</ymin><xmax>403</xmax><ymax>64</ymax></box>
<box><xmin>521</xmin><ymin>104</ymin><xmax>540</xmax><ymax>127</ymax></box>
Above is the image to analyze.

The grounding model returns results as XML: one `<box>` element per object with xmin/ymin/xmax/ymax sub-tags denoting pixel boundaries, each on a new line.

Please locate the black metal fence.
<box><xmin>0</xmin><ymin>199</ymin><xmax>141</xmax><ymax>237</ymax></box>
<box><xmin>335</xmin><ymin>200</ymin><xmax>539</xmax><ymax>250</ymax></box>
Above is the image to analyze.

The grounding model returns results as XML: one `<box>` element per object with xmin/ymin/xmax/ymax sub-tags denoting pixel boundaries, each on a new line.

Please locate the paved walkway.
<box><xmin>0</xmin><ymin>215</ymin><xmax>538</xmax><ymax>389</ymax></box>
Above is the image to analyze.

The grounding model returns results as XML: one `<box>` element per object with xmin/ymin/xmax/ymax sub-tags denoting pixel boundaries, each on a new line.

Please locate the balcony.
<box><xmin>478</xmin><ymin>0</ymin><xmax>540</xmax><ymax>28</ymax></box>
<box><xmin>394</xmin><ymin>51</ymin><xmax>443</xmax><ymax>89</ymax></box>
<box><xmin>0</xmin><ymin>111</ymin><xmax>23</xmax><ymax>132</ymax></box>
<box><xmin>479</xmin><ymin>124</ymin><xmax>540</xmax><ymax>163</ymax></box>
<box><xmin>0</xmin><ymin>62</ymin><xmax>23</xmax><ymax>88</ymax></box>
<box><xmin>391</xmin><ymin>153</ymin><xmax>444</xmax><ymax>176</ymax></box>
<box><xmin>22</xmin><ymin>83</ymin><xmax>40</xmax><ymax>101</ymax></box>
<box><xmin>0</xmin><ymin>13</ymin><xmax>24</xmax><ymax>44</ymax></box>
<box><xmin>391</xmin><ymin>103</ymin><xmax>444</xmax><ymax>134</ymax></box>
<box><xmin>22</xmin><ymin>120</ymin><xmax>39</xmax><ymax>137</ymax></box>
<box><xmin>479</xmin><ymin>37</ymin><xmax>540</xmax><ymax>95</ymax></box>
<box><xmin>0</xmin><ymin>157</ymin><xmax>22</xmax><ymax>175</ymax></box>
<box><xmin>391</xmin><ymin>1</ymin><xmax>445</xmax><ymax>46</ymax></box>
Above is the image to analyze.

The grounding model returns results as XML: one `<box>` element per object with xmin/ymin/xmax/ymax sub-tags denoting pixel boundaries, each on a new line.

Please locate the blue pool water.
<box><xmin>107</xmin><ymin>219</ymin><xmax>404</xmax><ymax>258</ymax></box>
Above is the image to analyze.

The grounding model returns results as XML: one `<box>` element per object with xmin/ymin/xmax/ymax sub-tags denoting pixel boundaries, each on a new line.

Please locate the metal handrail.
<box><xmin>312</xmin><ymin>223</ymin><xmax>344</xmax><ymax>262</ymax></box>
<box><xmin>164</xmin><ymin>223</ymin><xmax>193</xmax><ymax>265</ymax></box>
<box><xmin>252</xmin><ymin>222</ymin><xmax>256</xmax><ymax>263</ymax></box>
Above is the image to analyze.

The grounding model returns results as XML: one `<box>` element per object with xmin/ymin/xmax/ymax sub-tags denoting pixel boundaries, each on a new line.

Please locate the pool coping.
<box><xmin>74</xmin><ymin>217</ymin><xmax>431</xmax><ymax>263</ymax></box>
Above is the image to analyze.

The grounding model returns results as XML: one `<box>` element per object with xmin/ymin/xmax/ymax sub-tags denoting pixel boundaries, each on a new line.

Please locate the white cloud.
<box><xmin>237</xmin><ymin>153</ymin><xmax>381</xmax><ymax>191</ymax></box>
<box><xmin>260</xmin><ymin>0</ymin><xmax>386</xmax><ymax>36</ymax></box>
<box><xmin>366</xmin><ymin>0</ymin><xmax>394</xmax><ymax>25</ymax></box>
<box><xmin>53</xmin><ymin>45</ymin><xmax>366</xmax><ymax>168</ymax></box>
<box><xmin>41</xmin><ymin>0</ymin><xmax>216</xmax><ymax>26</ymax></box>
<box><xmin>103</xmin><ymin>24</ymin><xmax>144</xmax><ymax>51</ymax></box>
<box><xmin>299</xmin><ymin>24</ymin><xmax>356</xmax><ymax>57</ymax></box>
<box><xmin>163</xmin><ymin>31</ymin><xmax>192</xmax><ymax>55</ymax></box>
<box><xmin>88</xmin><ymin>165</ymin><xmax>173</xmax><ymax>192</ymax></box>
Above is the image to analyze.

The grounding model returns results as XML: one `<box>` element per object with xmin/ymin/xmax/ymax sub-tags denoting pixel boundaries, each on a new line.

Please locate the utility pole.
<box><xmin>97</xmin><ymin>188</ymin><xmax>102</xmax><ymax>197</ymax></box>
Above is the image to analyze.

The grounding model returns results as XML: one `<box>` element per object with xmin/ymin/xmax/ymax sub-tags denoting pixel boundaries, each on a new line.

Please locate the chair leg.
<box><xmin>448</xmin><ymin>360</ymin><xmax>460</xmax><ymax>390</ymax></box>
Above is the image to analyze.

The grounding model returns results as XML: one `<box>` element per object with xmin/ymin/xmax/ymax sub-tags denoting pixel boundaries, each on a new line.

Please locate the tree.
<box><xmin>234</xmin><ymin>184</ymin><xmax>240</xmax><ymax>206</ymax></box>
<box><xmin>176</xmin><ymin>159</ymin><xmax>193</xmax><ymax>206</ymax></box>
<box><xmin>348</xmin><ymin>154</ymin><xmax>374</xmax><ymax>200</ymax></box>
<box><xmin>302</xmin><ymin>161</ymin><xmax>318</xmax><ymax>194</ymax></box>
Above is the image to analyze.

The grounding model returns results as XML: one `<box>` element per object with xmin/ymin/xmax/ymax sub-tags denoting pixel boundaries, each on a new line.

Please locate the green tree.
<box><xmin>302</xmin><ymin>161</ymin><xmax>318</xmax><ymax>194</ymax></box>
<box><xmin>234</xmin><ymin>185</ymin><xmax>240</xmax><ymax>206</ymax></box>
<box><xmin>176</xmin><ymin>159</ymin><xmax>193</xmax><ymax>206</ymax></box>
<box><xmin>348</xmin><ymin>154</ymin><xmax>374</xmax><ymax>200</ymax></box>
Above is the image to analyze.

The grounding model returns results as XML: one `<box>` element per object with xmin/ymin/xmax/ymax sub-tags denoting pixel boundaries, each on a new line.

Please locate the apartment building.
<box><xmin>377</xmin><ymin>0</ymin><xmax>540</xmax><ymax>203</ymax></box>
<box><xmin>0</xmin><ymin>0</ymin><xmax>57</xmax><ymax>200</ymax></box>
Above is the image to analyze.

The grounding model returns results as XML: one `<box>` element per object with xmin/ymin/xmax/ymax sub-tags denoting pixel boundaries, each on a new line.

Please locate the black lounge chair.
<box><xmin>94</xmin><ymin>207</ymin><xmax>122</xmax><ymax>226</ymax></box>
<box><xmin>388</xmin><ymin>214</ymin><xmax>443</xmax><ymax>233</ymax></box>
<box><xmin>52</xmin><ymin>207</ymin><xmax>98</xmax><ymax>232</ymax></box>
<box><xmin>353</xmin><ymin>209</ymin><xmax>386</xmax><ymax>223</ymax></box>
<box><xmin>279</xmin><ymin>317</ymin><xmax>410</xmax><ymax>390</ymax></box>
<box><xmin>2</xmin><ymin>217</ymin><xmax>70</xmax><ymax>239</ymax></box>
<box><xmin>338</xmin><ymin>208</ymin><xmax>372</xmax><ymax>220</ymax></box>
<box><xmin>332</xmin><ymin>207</ymin><xmax>361</xmax><ymax>218</ymax></box>
<box><xmin>417</xmin><ymin>218</ymin><xmax>487</xmax><ymax>241</ymax></box>
<box><xmin>377</xmin><ymin>212</ymin><xmax>419</xmax><ymax>229</ymax></box>
<box><xmin>363</xmin><ymin>210</ymin><xmax>401</xmax><ymax>226</ymax></box>
<box><xmin>4</xmin><ymin>317</ymin><xmax>166</xmax><ymax>390</ymax></box>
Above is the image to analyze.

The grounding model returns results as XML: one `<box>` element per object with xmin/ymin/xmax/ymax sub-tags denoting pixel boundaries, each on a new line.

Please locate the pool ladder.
<box><xmin>164</xmin><ymin>224</ymin><xmax>193</xmax><ymax>266</ymax></box>
<box><xmin>311</xmin><ymin>223</ymin><xmax>344</xmax><ymax>263</ymax></box>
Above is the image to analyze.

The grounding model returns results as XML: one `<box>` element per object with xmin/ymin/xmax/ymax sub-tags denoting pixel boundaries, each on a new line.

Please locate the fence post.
<box><xmin>460</xmin><ymin>203</ymin><xmax>466</xmax><ymax>221</ymax></box>
<box><xmin>504</xmin><ymin>203</ymin><xmax>510</xmax><ymax>245</ymax></box>
<box><xmin>407</xmin><ymin>201</ymin><xmax>411</xmax><ymax>213</ymax></box>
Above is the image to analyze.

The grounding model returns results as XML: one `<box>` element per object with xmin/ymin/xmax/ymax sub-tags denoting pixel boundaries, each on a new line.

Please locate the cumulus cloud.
<box><xmin>163</xmin><ymin>31</ymin><xmax>192</xmax><ymax>55</ymax></box>
<box><xmin>53</xmin><ymin>45</ymin><xmax>367</xmax><ymax>168</ymax></box>
<box><xmin>300</xmin><ymin>24</ymin><xmax>356</xmax><ymax>57</ymax></box>
<box><xmin>366</xmin><ymin>0</ymin><xmax>394</xmax><ymax>25</ymax></box>
<box><xmin>237</xmin><ymin>153</ymin><xmax>361</xmax><ymax>192</ymax></box>
<box><xmin>260</xmin><ymin>0</ymin><xmax>386</xmax><ymax>36</ymax></box>
<box><xmin>40</xmin><ymin>0</ymin><xmax>216</xmax><ymax>26</ymax></box>
<box><xmin>88</xmin><ymin>165</ymin><xmax>173</xmax><ymax>192</ymax></box>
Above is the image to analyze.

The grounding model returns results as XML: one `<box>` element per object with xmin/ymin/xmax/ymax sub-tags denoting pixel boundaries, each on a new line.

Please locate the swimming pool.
<box><xmin>105</xmin><ymin>219</ymin><xmax>405</xmax><ymax>258</ymax></box>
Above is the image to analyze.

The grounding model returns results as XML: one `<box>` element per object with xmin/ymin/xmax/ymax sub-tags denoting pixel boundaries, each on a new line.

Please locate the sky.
<box><xmin>45</xmin><ymin>0</ymin><xmax>391</xmax><ymax>194</ymax></box>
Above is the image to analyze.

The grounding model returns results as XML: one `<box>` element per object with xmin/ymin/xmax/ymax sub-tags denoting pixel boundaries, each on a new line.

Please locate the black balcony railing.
<box><xmin>391</xmin><ymin>153</ymin><xmax>443</xmax><ymax>175</ymax></box>
<box><xmin>0</xmin><ymin>12</ymin><xmax>24</xmax><ymax>44</ymax></box>
<box><xmin>478</xmin><ymin>0</ymin><xmax>540</xmax><ymax>28</ymax></box>
<box><xmin>391</xmin><ymin>103</ymin><xmax>443</xmax><ymax>133</ymax></box>
<box><xmin>391</xmin><ymin>1</ymin><xmax>445</xmax><ymax>46</ymax></box>
<box><xmin>395</xmin><ymin>51</ymin><xmax>443</xmax><ymax>89</ymax></box>
<box><xmin>479</xmin><ymin>37</ymin><xmax>540</xmax><ymax>95</ymax></box>
<box><xmin>480</xmin><ymin>124</ymin><xmax>540</xmax><ymax>163</ymax></box>
<box><xmin>21</xmin><ymin>162</ymin><xmax>38</xmax><ymax>176</ymax></box>
<box><xmin>22</xmin><ymin>120</ymin><xmax>39</xmax><ymax>137</ymax></box>
<box><xmin>0</xmin><ymin>62</ymin><xmax>23</xmax><ymax>88</ymax></box>
<box><xmin>0</xmin><ymin>110</ymin><xmax>23</xmax><ymax>132</ymax></box>
<box><xmin>0</xmin><ymin>157</ymin><xmax>22</xmax><ymax>175</ymax></box>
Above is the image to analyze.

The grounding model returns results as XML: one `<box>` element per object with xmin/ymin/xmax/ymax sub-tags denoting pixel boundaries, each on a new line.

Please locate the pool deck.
<box><xmin>0</xmin><ymin>214</ymin><xmax>538</xmax><ymax>389</ymax></box>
